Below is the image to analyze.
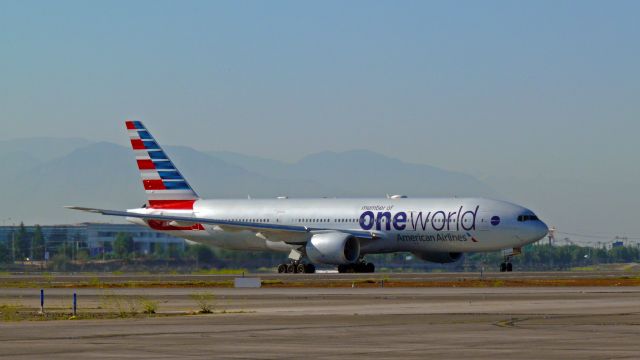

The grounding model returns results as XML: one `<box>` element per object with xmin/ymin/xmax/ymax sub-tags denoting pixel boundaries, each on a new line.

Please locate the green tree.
<box><xmin>51</xmin><ymin>253</ymin><xmax>70</xmax><ymax>271</ymax></box>
<box><xmin>167</xmin><ymin>243</ymin><xmax>184</xmax><ymax>260</ymax></box>
<box><xmin>152</xmin><ymin>243</ymin><xmax>168</xmax><ymax>260</ymax></box>
<box><xmin>0</xmin><ymin>241</ymin><xmax>11</xmax><ymax>264</ymax></box>
<box><xmin>76</xmin><ymin>249</ymin><xmax>89</xmax><ymax>262</ymax></box>
<box><xmin>113</xmin><ymin>233</ymin><xmax>135</xmax><ymax>258</ymax></box>
<box><xmin>15</xmin><ymin>222</ymin><xmax>29</xmax><ymax>260</ymax></box>
<box><xmin>32</xmin><ymin>225</ymin><xmax>45</xmax><ymax>261</ymax></box>
<box><xmin>56</xmin><ymin>242</ymin><xmax>71</xmax><ymax>259</ymax></box>
<box><xmin>187</xmin><ymin>244</ymin><xmax>217</xmax><ymax>266</ymax></box>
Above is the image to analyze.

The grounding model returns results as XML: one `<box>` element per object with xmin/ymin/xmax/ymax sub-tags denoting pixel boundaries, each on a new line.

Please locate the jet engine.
<box><xmin>306</xmin><ymin>232</ymin><xmax>360</xmax><ymax>265</ymax></box>
<box><xmin>412</xmin><ymin>251</ymin><xmax>463</xmax><ymax>264</ymax></box>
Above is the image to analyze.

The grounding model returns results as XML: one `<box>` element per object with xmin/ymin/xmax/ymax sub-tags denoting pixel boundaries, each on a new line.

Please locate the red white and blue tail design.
<box><xmin>126</xmin><ymin>120</ymin><xmax>199</xmax><ymax>210</ymax></box>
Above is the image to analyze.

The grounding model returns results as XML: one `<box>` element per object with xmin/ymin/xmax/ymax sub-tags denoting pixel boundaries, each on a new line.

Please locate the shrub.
<box><xmin>139</xmin><ymin>297</ymin><xmax>159</xmax><ymax>314</ymax></box>
<box><xmin>190</xmin><ymin>292</ymin><xmax>215</xmax><ymax>314</ymax></box>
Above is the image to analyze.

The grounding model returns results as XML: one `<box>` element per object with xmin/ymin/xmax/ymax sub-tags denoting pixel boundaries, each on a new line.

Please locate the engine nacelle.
<box><xmin>412</xmin><ymin>251</ymin><xmax>463</xmax><ymax>264</ymax></box>
<box><xmin>306</xmin><ymin>232</ymin><xmax>360</xmax><ymax>265</ymax></box>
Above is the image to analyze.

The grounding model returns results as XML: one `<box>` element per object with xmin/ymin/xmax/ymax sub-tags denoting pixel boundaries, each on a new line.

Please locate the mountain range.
<box><xmin>0</xmin><ymin>138</ymin><xmax>495</xmax><ymax>224</ymax></box>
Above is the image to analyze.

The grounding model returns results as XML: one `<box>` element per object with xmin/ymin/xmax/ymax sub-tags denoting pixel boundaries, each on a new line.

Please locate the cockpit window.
<box><xmin>517</xmin><ymin>215</ymin><xmax>539</xmax><ymax>222</ymax></box>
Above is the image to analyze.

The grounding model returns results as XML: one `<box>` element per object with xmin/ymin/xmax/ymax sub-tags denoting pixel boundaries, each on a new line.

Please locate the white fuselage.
<box><xmin>128</xmin><ymin>197</ymin><xmax>548</xmax><ymax>256</ymax></box>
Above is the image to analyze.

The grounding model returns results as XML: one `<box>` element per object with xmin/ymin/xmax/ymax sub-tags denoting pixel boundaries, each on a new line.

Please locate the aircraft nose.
<box><xmin>525</xmin><ymin>220</ymin><xmax>549</xmax><ymax>243</ymax></box>
<box><xmin>535</xmin><ymin>220</ymin><xmax>549</xmax><ymax>240</ymax></box>
<box><xmin>518</xmin><ymin>219</ymin><xmax>549</xmax><ymax>244</ymax></box>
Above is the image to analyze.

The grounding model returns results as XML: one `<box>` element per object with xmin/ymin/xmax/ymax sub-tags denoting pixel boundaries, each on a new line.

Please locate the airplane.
<box><xmin>68</xmin><ymin>121</ymin><xmax>549</xmax><ymax>273</ymax></box>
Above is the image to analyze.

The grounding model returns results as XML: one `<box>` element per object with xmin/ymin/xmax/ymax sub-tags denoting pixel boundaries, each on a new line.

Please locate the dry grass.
<box><xmin>1</xmin><ymin>310</ymin><xmax>186</xmax><ymax>322</ymax></box>
<box><xmin>261</xmin><ymin>277</ymin><xmax>640</xmax><ymax>288</ymax></box>
<box><xmin>1</xmin><ymin>276</ymin><xmax>639</xmax><ymax>289</ymax></box>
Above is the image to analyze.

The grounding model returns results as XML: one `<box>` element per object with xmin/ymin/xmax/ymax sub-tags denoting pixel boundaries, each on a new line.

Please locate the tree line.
<box><xmin>0</xmin><ymin>222</ymin><xmax>45</xmax><ymax>262</ymax></box>
<box><xmin>464</xmin><ymin>244</ymin><xmax>640</xmax><ymax>271</ymax></box>
<box><xmin>1</xmin><ymin>226</ymin><xmax>638</xmax><ymax>271</ymax></box>
<box><xmin>370</xmin><ymin>244</ymin><xmax>640</xmax><ymax>271</ymax></box>
<box><xmin>0</xmin><ymin>228</ymin><xmax>285</xmax><ymax>270</ymax></box>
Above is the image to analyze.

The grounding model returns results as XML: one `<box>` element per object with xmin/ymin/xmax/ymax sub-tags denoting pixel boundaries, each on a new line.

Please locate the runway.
<box><xmin>1</xmin><ymin>284</ymin><xmax>639</xmax><ymax>359</ymax></box>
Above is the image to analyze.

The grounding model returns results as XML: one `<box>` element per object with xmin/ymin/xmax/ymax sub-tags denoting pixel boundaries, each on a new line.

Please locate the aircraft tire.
<box><xmin>500</xmin><ymin>262</ymin><xmax>507</xmax><ymax>272</ymax></box>
<box><xmin>338</xmin><ymin>264</ymin><xmax>354</xmax><ymax>273</ymax></box>
<box><xmin>365</xmin><ymin>262</ymin><xmax>375</xmax><ymax>273</ymax></box>
<box><xmin>277</xmin><ymin>264</ymin><xmax>287</xmax><ymax>273</ymax></box>
<box><xmin>305</xmin><ymin>264</ymin><xmax>316</xmax><ymax>274</ymax></box>
<box><xmin>506</xmin><ymin>263</ymin><xmax>513</xmax><ymax>272</ymax></box>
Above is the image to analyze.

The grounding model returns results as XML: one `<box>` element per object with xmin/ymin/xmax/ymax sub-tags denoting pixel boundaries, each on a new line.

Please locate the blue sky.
<box><xmin>1</xmin><ymin>1</ymin><xmax>638</xmax><ymax>239</ymax></box>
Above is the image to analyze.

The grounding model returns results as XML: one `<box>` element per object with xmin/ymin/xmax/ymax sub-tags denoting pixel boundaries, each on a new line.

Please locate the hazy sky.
<box><xmin>1</xmin><ymin>1</ymin><xmax>639</xmax><ymax>240</ymax></box>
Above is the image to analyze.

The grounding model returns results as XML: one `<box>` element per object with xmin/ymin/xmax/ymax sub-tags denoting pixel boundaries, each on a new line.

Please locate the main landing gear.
<box><xmin>338</xmin><ymin>261</ymin><xmax>375</xmax><ymax>273</ymax></box>
<box><xmin>277</xmin><ymin>260</ymin><xmax>316</xmax><ymax>274</ymax></box>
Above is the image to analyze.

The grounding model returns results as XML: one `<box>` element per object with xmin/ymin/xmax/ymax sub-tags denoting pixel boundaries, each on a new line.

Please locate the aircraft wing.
<box><xmin>66</xmin><ymin>206</ymin><xmax>375</xmax><ymax>240</ymax></box>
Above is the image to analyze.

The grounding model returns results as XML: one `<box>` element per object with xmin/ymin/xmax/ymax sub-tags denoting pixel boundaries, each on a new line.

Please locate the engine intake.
<box><xmin>306</xmin><ymin>232</ymin><xmax>360</xmax><ymax>265</ymax></box>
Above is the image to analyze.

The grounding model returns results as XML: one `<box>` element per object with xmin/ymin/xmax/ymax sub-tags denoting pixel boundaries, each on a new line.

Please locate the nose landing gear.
<box><xmin>499</xmin><ymin>247</ymin><xmax>521</xmax><ymax>272</ymax></box>
<box><xmin>499</xmin><ymin>261</ymin><xmax>513</xmax><ymax>272</ymax></box>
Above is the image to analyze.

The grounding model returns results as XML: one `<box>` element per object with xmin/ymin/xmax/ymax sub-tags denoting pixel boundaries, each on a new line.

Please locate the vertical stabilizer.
<box><xmin>126</xmin><ymin>120</ymin><xmax>199</xmax><ymax>209</ymax></box>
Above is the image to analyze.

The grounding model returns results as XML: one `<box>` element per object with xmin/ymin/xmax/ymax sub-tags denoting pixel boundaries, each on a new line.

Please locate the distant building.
<box><xmin>0</xmin><ymin>223</ymin><xmax>185</xmax><ymax>256</ymax></box>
